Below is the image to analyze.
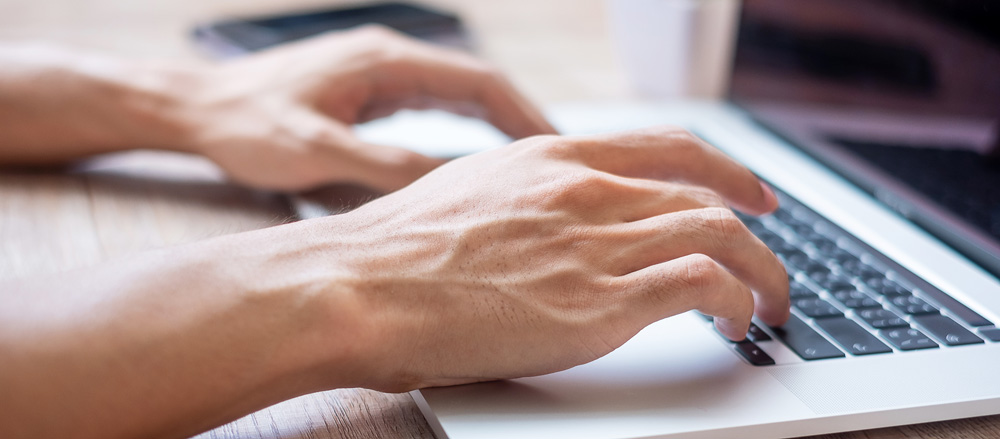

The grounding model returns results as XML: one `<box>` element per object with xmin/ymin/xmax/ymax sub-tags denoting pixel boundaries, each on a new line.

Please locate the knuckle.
<box><xmin>542</xmin><ymin>171</ymin><xmax>612</xmax><ymax>208</ymax></box>
<box><xmin>699</xmin><ymin>207</ymin><xmax>746</xmax><ymax>240</ymax></box>
<box><xmin>679</xmin><ymin>186</ymin><xmax>727</xmax><ymax>209</ymax></box>
<box><xmin>526</xmin><ymin>136</ymin><xmax>582</xmax><ymax>159</ymax></box>
<box><xmin>680</xmin><ymin>254</ymin><xmax>725</xmax><ymax>292</ymax></box>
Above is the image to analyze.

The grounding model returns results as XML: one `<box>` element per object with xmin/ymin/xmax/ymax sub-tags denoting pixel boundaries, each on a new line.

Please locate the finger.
<box><xmin>614</xmin><ymin>253</ymin><xmax>756</xmax><ymax>341</ymax></box>
<box><xmin>563</xmin><ymin>126</ymin><xmax>779</xmax><ymax>215</ymax></box>
<box><xmin>611</xmin><ymin>179</ymin><xmax>729</xmax><ymax>222</ymax></box>
<box><xmin>348</xmin><ymin>141</ymin><xmax>447</xmax><ymax>192</ymax></box>
<box><xmin>295</xmin><ymin>110</ymin><xmax>447</xmax><ymax>192</ymax></box>
<box><xmin>368</xmin><ymin>38</ymin><xmax>559</xmax><ymax>138</ymax></box>
<box><xmin>608</xmin><ymin>207</ymin><xmax>790</xmax><ymax>326</ymax></box>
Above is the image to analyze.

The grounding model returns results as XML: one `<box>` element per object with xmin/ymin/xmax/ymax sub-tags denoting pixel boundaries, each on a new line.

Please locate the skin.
<box><xmin>0</xmin><ymin>28</ymin><xmax>789</xmax><ymax>439</ymax></box>
<box><xmin>0</xmin><ymin>26</ymin><xmax>555</xmax><ymax>191</ymax></box>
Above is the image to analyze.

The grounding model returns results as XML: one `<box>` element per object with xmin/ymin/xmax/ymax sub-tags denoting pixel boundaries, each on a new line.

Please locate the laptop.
<box><xmin>360</xmin><ymin>1</ymin><xmax>1000</xmax><ymax>438</ymax></box>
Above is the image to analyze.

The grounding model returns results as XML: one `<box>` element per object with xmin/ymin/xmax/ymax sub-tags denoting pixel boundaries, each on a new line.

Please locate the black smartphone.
<box><xmin>191</xmin><ymin>2</ymin><xmax>471</xmax><ymax>59</ymax></box>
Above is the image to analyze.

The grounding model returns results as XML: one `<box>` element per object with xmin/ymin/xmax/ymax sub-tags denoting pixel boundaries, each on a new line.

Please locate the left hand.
<box><xmin>180</xmin><ymin>26</ymin><xmax>557</xmax><ymax>192</ymax></box>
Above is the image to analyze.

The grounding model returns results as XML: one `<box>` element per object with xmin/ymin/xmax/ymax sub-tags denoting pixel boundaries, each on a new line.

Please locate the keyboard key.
<box><xmin>841</xmin><ymin>259</ymin><xmax>882</xmax><ymax>279</ymax></box>
<box><xmin>830</xmin><ymin>289</ymin><xmax>881</xmax><ymax>309</ymax></box>
<box><xmin>814</xmin><ymin>317</ymin><xmax>892</xmax><ymax>355</ymax></box>
<box><xmin>733</xmin><ymin>341</ymin><xmax>775</xmax><ymax>366</ymax></box>
<box><xmin>890</xmin><ymin>296</ymin><xmax>939</xmax><ymax>315</ymax></box>
<box><xmin>773</xmin><ymin>210</ymin><xmax>799</xmax><ymax>225</ymax></box>
<box><xmin>804</xmin><ymin>261</ymin><xmax>831</xmax><ymax>276</ymax></box>
<box><xmin>857</xmin><ymin>308</ymin><xmax>909</xmax><ymax>329</ymax></box>
<box><xmin>789</xmin><ymin>281</ymin><xmax>818</xmax><ymax>299</ymax></box>
<box><xmin>880</xmin><ymin>328</ymin><xmax>938</xmax><ymax>351</ymax></box>
<box><xmin>811</xmin><ymin>271</ymin><xmax>853</xmax><ymax>291</ymax></box>
<box><xmin>979</xmin><ymin>327</ymin><xmax>1000</xmax><ymax>342</ymax></box>
<box><xmin>770</xmin><ymin>315</ymin><xmax>845</xmax><ymax>360</ymax></box>
<box><xmin>783</xmin><ymin>251</ymin><xmax>810</xmax><ymax>269</ymax></box>
<box><xmin>917</xmin><ymin>287</ymin><xmax>994</xmax><ymax>327</ymax></box>
<box><xmin>912</xmin><ymin>314</ymin><xmax>983</xmax><ymax>346</ymax></box>
<box><xmin>810</xmin><ymin>237</ymin><xmax>839</xmax><ymax>254</ymax></box>
<box><xmin>830</xmin><ymin>248</ymin><xmax>860</xmax><ymax>264</ymax></box>
<box><xmin>794</xmin><ymin>298</ymin><xmax>843</xmax><ymax>318</ymax></box>
<box><xmin>865</xmin><ymin>278</ymin><xmax>911</xmax><ymax>297</ymax></box>
<box><xmin>716</xmin><ymin>322</ymin><xmax>772</xmax><ymax>343</ymax></box>
<box><xmin>746</xmin><ymin>323</ymin><xmax>771</xmax><ymax>342</ymax></box>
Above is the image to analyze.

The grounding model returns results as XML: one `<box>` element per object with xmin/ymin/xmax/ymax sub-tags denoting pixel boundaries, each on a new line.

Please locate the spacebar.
<box><xmin>769</xmin><ymin>315</ymin><xmax>845</xmax><ymax>360</ymax></box>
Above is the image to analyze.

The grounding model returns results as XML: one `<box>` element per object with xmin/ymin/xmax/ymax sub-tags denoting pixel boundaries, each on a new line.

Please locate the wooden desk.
<box><xmin>1</xmin><ymin>0</ymin><xmax>997</xmax><ymax>438</ymax></box>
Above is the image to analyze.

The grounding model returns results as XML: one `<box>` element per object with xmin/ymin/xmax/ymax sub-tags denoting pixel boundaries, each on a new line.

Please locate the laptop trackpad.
<box><xmin>418</xmin><ymin>313</ymin><xmax>813</xmax><ymax>439</ymax></box>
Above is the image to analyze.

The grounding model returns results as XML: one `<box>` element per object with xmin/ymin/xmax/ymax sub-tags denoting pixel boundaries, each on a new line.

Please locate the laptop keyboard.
<box><xmin>707</xmin><ymin>188</ymin><xmax>998</xmax><ymax>365</ymax></box>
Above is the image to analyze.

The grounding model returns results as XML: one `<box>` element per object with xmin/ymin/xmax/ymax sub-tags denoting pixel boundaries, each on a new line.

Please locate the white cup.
<box><xmin>607</xmin><ymin>0</ymin><xmax>742</xmax><ymax>99</ymax></box>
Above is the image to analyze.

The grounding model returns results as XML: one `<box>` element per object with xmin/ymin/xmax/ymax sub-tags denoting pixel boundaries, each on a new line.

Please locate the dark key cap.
<box><xmin>912</xmin><ymin>314</ymin><xmax>983</xmax><ymax>346</ymax></box>
<box><xmin>865</xmin><ymin>277</ymin><xmax>911</xmax><ymax>297</ymax></box>
<box><xmin>880</xmin><ymin>327</ymin><xmax>938</xmax><ymax>350</ymax></box>
<box><xmin>771</xmin><ymin>241</ymin><xmax>800</xmax><ymax>256</ymax></box>
<box><xmin>773</xmin><ymin>209</ymin><xmax>799</xmax><ymax>225</ymax></box>
<box><xmin>734</xmin><ymin>341</ymin><xmax>775</xmax><ymax>366</ymax></box>
<box><xmin>857</xmin><ymin>308</ymin><xmax>909</xmax><ymax>329</ymax></box>
<box><xmin>715</xmin><ymin>322</ymin><xmax>772</xmax><ymax>343</ymax></box>
<box><xmin>811</xmin><ymin>272</ymin><xmax>853</xmax><ymax>292</ymax></box>
<box><xmin>814</xmin><ymin>317</ymin><xmax>892</xmax><ymax>355</ymax></box>
<box><xmin>741</xmin><ymin>216</ymin><xmax>765</xmax><ymax>233</ymax></box>
<box><xmin>769</xmin><ymin>315</ymin><xmax>845</xmax><ymax>360</ymax></box>
<box><xmin>831</xmin><ymin>289</ymin><xmax>881</xmax><ymax>309</ymax></box>
<box><xmin>830</xmin><ymin>248</ymin><xmax>860</xmax><ymax>264</ymax></box>
<box><xmin>917</xmin><ymin>287</ymin><xmax>993</xmax><ymax>327</ymax></box>
<box><xmin>746</xmin><ymin>323</ymin><xmax>771</xmax><ymax>342</ymax></box>
<box><xmin>804</xmin><ymin>261</ymin><xmax>831</xmax><ymax>276</ymax></box>
<box><xmin>890</xmin><ymin>296</ymin><xmax>939</xmax><ymax>315</ymax></box>
<box><xmin>789</xmin><ymin>281</ymin><xmax>819</xmax><ymax>299</ymax></box>
<box><xmin>810</xmin><ymin>237</ymin><xmax>839</xmax><ymax>254</ymax></box>
<box><xmin>842</xmin><ymin>259</ymin><xmax>882</xmax><ymax>279</ymax></box>
<box><xmin>783</xmin><ymin>251</ymin><xmax>811</xmax><ymax>269</ymax></box>
<box><xmin>979</xmin><ymin>327</ymin><xmax>1000</xmax><ymax>342</ymax></box>
<box><xmin>794</xmin><ymin>298</ymin><xmax>843</xmax><ymax>318</ymax></box>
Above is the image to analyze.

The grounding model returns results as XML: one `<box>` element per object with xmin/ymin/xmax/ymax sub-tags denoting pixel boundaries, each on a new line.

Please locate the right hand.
<box><xmin>321</xmin><ymin>126</ymin><xmax>790</xmax><ymax>392</ymax></box>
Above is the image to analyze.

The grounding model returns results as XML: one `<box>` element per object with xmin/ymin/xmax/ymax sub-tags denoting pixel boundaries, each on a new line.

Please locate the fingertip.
<box><xmin>759</xmin><ymin>181</ymin><xmax>779</xmax><ymax>212</ymax></box>
<box><xmin>715</xmin><ymin>317</ymin><xmax>750</xmax><ymax>341</ymax></box>
<box><xmin>755</xmin><ymin>297</ymin><xmax>791</xmax><ymax>327</ymax></box>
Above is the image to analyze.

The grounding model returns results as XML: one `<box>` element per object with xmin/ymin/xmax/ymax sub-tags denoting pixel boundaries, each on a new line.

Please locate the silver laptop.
<box><xmin>400</xmin><ymin>1</ymin><xmax>1000</xmax><ymax>438</ymax></box>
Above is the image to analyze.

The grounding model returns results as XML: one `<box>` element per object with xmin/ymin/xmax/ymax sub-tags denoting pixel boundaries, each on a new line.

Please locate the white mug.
<box><xmin>607</xmin><ymin>0</ymin><xmax>742</xmax><ymax>99</ymax></box>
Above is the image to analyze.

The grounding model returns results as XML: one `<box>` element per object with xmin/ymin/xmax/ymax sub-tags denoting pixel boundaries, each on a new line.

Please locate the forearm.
<box><xmin>0</xmin><ymin>44</ymin><xmax>201</xmax><ymax>163</ymax></box>
<box><xmin>0</xmin><ymin>219</ymin><xmax>372</xmax><ymax>439</ymax></box>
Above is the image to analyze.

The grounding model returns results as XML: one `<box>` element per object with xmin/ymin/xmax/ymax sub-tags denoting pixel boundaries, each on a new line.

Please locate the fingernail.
<box><xmin>760</xmin><ymin>181</ymin><xmax>779</xmax><ymax>209</ymax></box>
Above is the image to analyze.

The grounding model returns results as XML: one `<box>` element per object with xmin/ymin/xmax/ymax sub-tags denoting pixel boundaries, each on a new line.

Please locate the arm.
<box><xmin>0</xmin><ymin>127</ymin><xmax>788</xmax><ymax>439</ymax></box>
<box><xmin>0</xmin><ymin>44</ymin><xmax>195</xmax><ymax>163</ymax></box>
<box><xmin>0</xmin><ymin>27</ymin><xmax>556</xmax><ymax>192</ymax></box>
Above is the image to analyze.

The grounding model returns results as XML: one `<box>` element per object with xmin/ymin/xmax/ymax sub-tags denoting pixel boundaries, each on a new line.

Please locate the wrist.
<box><xmin>101</xmin><ymin>59</ymin><xmax>212</xmax><ymax>154</ymax></box>
<box><xmin>0</xmin><ymin>45</ymin><xmax>211</xmax><ymax>159</ymax></box>
<box><xmin>210</xmin><ymin>216</ymin><xmax>386</xmax><ymax>393</ymax></box>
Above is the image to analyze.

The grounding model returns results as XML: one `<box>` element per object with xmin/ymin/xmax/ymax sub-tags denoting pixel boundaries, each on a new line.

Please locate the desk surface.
<box><xmin>1</xmin><ymin>0</ymin><xmax>998</xmax><ymax>438</ymax></box>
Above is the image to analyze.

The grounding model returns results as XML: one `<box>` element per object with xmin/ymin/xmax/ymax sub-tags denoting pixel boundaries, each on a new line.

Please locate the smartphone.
<box><xmin>191</xmin><ymin>2</ymin><xmax>471</xmax><ymax>59</ymax></box>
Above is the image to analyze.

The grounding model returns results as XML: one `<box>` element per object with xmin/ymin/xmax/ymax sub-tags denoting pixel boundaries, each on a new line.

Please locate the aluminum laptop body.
<box><xmin>405</xmin><ymin>1</ymin><xmax>1000</xmax><ymax>438</ymax></box>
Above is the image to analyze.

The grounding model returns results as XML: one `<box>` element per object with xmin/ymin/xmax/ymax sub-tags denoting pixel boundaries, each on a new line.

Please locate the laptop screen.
<box><xmin>729</xmin><ymin>0</ymin><xmax>1000</xmax><ymax>278</ymax></box>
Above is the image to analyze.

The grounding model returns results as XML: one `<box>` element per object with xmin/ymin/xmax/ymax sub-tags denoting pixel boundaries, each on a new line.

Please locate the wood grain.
<box><xmin>0</xmin><ymin>0</ymin><xmax>997</xmax><ymax>438</ymax></box>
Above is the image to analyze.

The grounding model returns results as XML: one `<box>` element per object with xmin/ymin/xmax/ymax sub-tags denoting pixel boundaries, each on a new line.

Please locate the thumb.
<box><xmin>346</xmin><ymin>141</ymin><xmax>447</xmax><ymax>193</ymax></box>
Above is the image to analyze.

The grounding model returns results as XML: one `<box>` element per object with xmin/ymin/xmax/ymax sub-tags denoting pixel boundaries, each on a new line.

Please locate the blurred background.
<box><xmin>0</xmin><ymin>0</ymin><xmax>633</xmax><ymax>106</ymax></box>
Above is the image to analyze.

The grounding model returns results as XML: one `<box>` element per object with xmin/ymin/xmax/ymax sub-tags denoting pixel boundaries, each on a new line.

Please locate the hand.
<box><xmin>183</xmin><ymin>26</ymin><xmax>557</xmax><ymax>192</ymax></box>
<box><xmin>323</xmin><ymin>126</ymin><xmax>789</xmax><ymax>391</ymax></box>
